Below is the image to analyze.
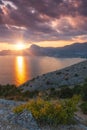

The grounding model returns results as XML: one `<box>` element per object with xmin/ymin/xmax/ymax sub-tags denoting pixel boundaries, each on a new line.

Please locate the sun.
<box><xmin>15</xmin><ymin>41</ymin><xmax>25</xmax><ymax>50</ymax></box>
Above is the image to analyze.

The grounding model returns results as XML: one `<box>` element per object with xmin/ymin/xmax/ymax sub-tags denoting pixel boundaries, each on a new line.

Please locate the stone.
<box><xmin>9</xmin><ymin>110</ymin><xmax>41</xmax><ymax>130</ymax></box>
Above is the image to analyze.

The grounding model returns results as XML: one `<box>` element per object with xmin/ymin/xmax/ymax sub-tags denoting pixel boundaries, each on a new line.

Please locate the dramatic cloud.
<box><xmin>0</xmin><ymin>0</ymin><xmax>87</xmax><ymax>45</ymax></box>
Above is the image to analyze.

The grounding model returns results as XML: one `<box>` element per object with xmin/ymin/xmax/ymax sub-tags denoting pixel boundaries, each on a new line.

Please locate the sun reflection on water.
<box><xmin>15</xmin><ymin>56</ymin><xmax>27</xmax><ymax>86</ymax></box>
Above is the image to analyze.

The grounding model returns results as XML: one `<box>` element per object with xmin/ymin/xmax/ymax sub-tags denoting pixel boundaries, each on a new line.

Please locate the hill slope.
<box><xmin>20</xmin><ymin>60</ymin><xmax>87</xmax><ymax>91</ymax></box>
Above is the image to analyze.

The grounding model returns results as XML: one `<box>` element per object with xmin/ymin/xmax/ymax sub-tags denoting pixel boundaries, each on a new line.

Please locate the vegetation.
<box><xmin>80</xmin><ymin>102</ymin><xmax>87</xmax><ymax>114</ymax></box>
<box><xmin>0</xmin><ymin>82</ymin><xmax>87</xmax><ymax>101</ymax></box>
<box><xmin>58</xmin><ymin>87</ymin><xmax>73</xmax><ymax>98</ymax></box>
<box><xmin>81</xmin><ymin>83</ymin><xmax>87</xmax><ymax>101</ymax></box>
<box><xmin>0</xmin><ymin>84</ymin><xmax>39</xmax><ymax>101</ymax></box>
<box><xmin>74</xmin><ymin>73</ymin><xmax>79</xmax><ymax>77</ymax></box>
<box><xmin>13</xmin><ymin>95</ymin><xmax>79</xmax><ymax>125</ymax></box>
<box><xmin>1</xmin><ymin>77</ymin><xmax>87</xmax><ymax>124</ymax></box>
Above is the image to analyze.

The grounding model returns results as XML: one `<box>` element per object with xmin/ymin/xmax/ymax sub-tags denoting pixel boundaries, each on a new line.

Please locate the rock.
<box><xmin>41</xmin><ymin>124</ymin><xmax>87</xmax><ymax>130</ymax></box>
<box><xmin>0</xmin><ymin>99</ymin><xmax>40</xmax><ymax>130</ymax></box>
<box><xmin>9</xmin><ymin>110</ymin><xmax>41</xmax><ymax>130</ymax></box>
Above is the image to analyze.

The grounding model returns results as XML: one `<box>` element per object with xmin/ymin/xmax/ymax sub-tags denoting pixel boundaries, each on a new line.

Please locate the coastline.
<box><xmin>20</xmin><ymin>60</ymin><xmax>87</xmax><ymax>92</ymax></box>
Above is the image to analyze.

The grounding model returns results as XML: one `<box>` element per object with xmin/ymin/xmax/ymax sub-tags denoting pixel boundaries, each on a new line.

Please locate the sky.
<box><xmin>0</xmin><ymin>0</ymin><xmax>87</xmax><ymax>50</ymax></box>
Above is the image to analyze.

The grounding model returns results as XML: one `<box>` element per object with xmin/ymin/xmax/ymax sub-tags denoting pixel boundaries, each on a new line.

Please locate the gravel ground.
<box><xmin>40</xmin><ymin>124</ymin><xmax>87</xmax><ymax>130</ymax></box>
<box><xmin>0</xmin><ymin>121</ymin><xmax>28</xmax><ymax>130</ymax></box>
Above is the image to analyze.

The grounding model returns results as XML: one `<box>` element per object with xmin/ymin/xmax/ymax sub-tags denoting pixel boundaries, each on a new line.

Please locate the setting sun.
<box><xmin>16</xmin><ymin>41</ymin><xmax>25</xmax><ymax>50</ymax></box>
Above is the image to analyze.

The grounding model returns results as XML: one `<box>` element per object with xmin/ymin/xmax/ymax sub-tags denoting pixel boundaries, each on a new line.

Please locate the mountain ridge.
<box><xmin>0</xmin><ymin>42</ymin><xmax>87</xmax><ymax>58</ymax></box>
<box><xmin>29</xmin><ymin>42</ymin><xmax>87</xmax><ymax>57</ymax></box>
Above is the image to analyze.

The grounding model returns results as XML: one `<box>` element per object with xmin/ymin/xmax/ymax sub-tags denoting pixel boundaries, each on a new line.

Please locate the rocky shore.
<box><xmin>20</xmin><ymin>60</ymin><xmax>87</xmax><ymax>92</ymax></box>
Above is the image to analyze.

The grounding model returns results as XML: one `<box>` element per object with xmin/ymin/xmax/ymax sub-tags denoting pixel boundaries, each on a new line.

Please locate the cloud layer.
<box><xmin>0</xmin><ymin>0</ymin><xmax>87</xmax><ymax>44</ymax></box>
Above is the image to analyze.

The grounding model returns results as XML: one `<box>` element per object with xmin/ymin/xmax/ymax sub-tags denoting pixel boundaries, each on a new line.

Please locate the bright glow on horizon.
<box><xmin>0</xmin><ymin>37</ymin><xmax>86</xmax><ymax>51</ymax></box>
<box><xmin>15</xmin><ymin>41</ymin><xmax>25</xmax><ymax>50</ymax></box>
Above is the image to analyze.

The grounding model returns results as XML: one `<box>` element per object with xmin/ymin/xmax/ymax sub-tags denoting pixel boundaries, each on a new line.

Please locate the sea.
<box><xmin>0</xmin><ymin>56</ymin><xmax>85</xmax><ymax>86</ymax></box>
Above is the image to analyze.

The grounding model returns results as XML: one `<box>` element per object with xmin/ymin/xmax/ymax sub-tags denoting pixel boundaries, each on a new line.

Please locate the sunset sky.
<box><xmin>0</xmin><ymin>0</ymin><xmax>87</xmax><ymax>50</ymax></box>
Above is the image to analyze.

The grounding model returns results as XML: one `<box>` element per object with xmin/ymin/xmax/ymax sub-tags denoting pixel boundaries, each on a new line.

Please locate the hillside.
<box><xmin>20</xmin><ymin>60</ymin><xmax>87</xmax><ymax>91</ymax></box>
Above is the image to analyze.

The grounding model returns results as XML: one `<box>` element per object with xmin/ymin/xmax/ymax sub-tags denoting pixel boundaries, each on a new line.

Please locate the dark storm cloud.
<box><xmin>0</xmin><ymin>0</ymin><xmax>3</xmax><ymax>5</ymax></box>
<box><xmin>0</xmin><ymin>0</ymin><xmax>87</xmax><ymax>43</ymax></box>
<box><xmin>78</xmin><ymin>0</ymin><xmax>87</xmax><ymax>16</ymax></box>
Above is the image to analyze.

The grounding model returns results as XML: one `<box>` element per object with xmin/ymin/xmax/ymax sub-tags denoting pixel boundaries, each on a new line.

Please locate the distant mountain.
<box><xmin>29</xmin><ymin>42</ymin><xmax>87</xmax><ymax>58</ymax></box>
<box><xmin>0</xmin><ymin>50</ymin><xmax>25</xmax><ymax>56</ymax></box>
<box><xmin>0</xmin><ymin>42</ymin><xmax>87</xmax><ymax>58</ymax></box>
<box><xmin>0</xmin><ymin>49</ymin><xmax>31</xmax><ymax>56</ymax></box>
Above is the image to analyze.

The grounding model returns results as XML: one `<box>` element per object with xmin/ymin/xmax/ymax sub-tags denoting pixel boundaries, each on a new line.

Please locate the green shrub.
<box><xmin>81</xmin><ymin>84</ymin><xmax>87</xmax><ymax>101</ymax></box>
<box><xmin>83</xmin><ymin>67</ymin><xmax>86</xmax><ymax>69</ymax></box>
<box><xmin>85</xmin><ymin>78</ymin><xmax>87</xmax><ymax>83</ymax></box>
<box><xmin>74</xmin><ymin>73</ymin><xmax>79</xmax><ymax>77</ymax></box>
<box><xmin>80</xmin><ymin>102</ymin><xmax>87</xmax><ymax>114</ymax></box>
<box><xmin>56</xmin><ymin>71</ymin><xmax>62</xmax><ymax>75</ymax></box>
<box><xmin>23</xmin><ymin>90</ymin><xmax>38</xmax><ymax>98</ymax></box>
<box><xmin>59</xmin><ymin>87</ymin><xmax>73</xmax><ymax>99</ymax></box>
<box><xmin>13</xmin><ymin>96</ymin><xmax>79</xmax><ymax>125</ymax></box>
<box><xmin>0</xmin><ymin>84</ymin><xmax>39</xmax><ymax>101</ymax></box>
<box><xmin>72</xmin><ymin>85</ymin><xmax>82</xmax><ymax>95</ymax></box>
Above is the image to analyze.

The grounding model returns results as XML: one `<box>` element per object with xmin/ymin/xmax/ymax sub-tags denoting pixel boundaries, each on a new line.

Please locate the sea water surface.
<box><xmin>0</xmin><ymin>56</ymin><xmax>85</xmax><ymax>86</ymax></box>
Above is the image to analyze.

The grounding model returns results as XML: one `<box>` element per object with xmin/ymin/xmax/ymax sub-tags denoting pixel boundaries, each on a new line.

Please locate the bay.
<box><xmin>0</xmin><ymin>56</ymin><xmax>85</xmax><ymax>86</ymax></box>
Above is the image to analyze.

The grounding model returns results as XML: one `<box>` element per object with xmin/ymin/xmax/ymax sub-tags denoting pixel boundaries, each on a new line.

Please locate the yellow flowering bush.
<box><xmin>13</xmin><ymin>96</ymin><xmax>79</xmax><ymax>125</ymax></box>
